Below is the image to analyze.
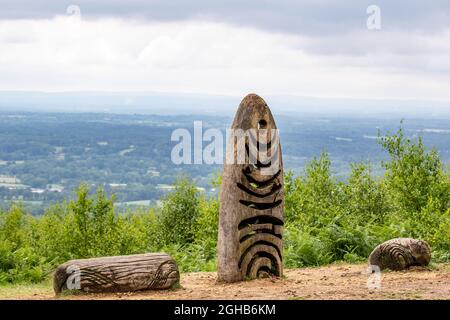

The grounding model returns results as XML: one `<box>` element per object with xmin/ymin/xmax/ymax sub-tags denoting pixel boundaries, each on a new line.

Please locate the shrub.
<box><xmin>156</xmin><ymin>177</ymin><xmax>201</xmax><ymax>247</ymax></box>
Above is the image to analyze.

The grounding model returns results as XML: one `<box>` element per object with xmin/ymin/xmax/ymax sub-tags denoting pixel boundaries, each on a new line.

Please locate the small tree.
<box><xmin>0</xmin><ymin>205</ymin><xmax>28</xmax><ymax>248</ymax></box>
<box><xmin>344</xmin><ymin>162</ymin><xmax>391</xmax><ymax>224</ymax></box>
<box><xmin>379</xmin><ymin>126</ymin><xmax>450</xmax><ymax>214</ymax></box>
<box><xmin>70</xmin><ymin>184</ymin><xmax>93</xmax><ymax>257</ymax></box>
<box><xmin>70</xmin><ymin>184</ymin><xmax>118</xmax><ymax>257</ymax></box>
<box><xmin>157</xmin><ymin>177</ymin><xmax>200</xmax><ymax>246</ymax></box>
<box><xmin>284</xmin><ymin>153</ymin><xmax>341</xmax><ymax>227</ymax></box>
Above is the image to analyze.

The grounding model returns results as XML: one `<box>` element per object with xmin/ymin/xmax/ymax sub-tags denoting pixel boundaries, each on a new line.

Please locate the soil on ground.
<box><xmin>2</xmin><ymin>263</ymin><xmax>449</xmax><ymax>300</ymax></box>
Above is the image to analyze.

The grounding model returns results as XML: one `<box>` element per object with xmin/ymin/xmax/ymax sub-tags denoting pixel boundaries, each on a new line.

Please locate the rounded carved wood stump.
<box><xmin>218</xmin><ymin>93</ymin><xmax>284</xmax><ymax>282</ymax></box>
<box><xmin>368</xmin><ymin>238</ymin><xmax>431</xmax><ymax>271</ymax></box>
<box><xmin>53</xmin><ymin>253</ymin><xmax>179</xmax><ymax>294</ymax></box>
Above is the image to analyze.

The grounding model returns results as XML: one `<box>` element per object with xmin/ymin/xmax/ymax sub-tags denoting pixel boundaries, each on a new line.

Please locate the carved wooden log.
<box><xmin>53</xmin><ymin>253</ymin><xmax>179</xmax><ymax>294</ymax></box>
<box><xmin>218</xmin><ymin>93</ymin><xmax>284</xmax><ymax>282</ymax></box>
<box><xmin>368</xmin><ymin>238</ymin><xmax>431</xmax><ymax>271</ymax></box>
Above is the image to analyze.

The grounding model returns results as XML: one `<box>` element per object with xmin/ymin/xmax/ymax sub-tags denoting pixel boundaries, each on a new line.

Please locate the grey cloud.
<box><xmin>1</xmin><ymin>0</ymin><xmax>450</xmax><ymax>35</ymax></box>
<box><xmin>2</xmin><ymin>0</ymin><xmax>450</xmax><ymax>63</ymax></box>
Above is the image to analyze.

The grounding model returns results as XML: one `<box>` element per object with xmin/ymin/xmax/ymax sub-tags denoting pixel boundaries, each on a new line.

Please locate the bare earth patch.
<box><xmin>1</xmin><ymin>263</ymin><xmax>449</xmax><ymax>300</ymax></box>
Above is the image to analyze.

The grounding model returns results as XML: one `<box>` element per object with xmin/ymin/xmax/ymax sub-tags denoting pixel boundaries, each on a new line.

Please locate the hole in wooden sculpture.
<box><xmin>257</xmin><ymin>267</ymin><xmax>271</xmax><ymax>278</ymax></box>
<box><xmin>258</xmin><ymin>119</ymin><xmax>267</xmax><ymax>129</ymax></box>
<box><xmin>248</xmin><ymin>132</ymin><xmax>272</xmax><ymax>150</ymax></box>
<box><xmin>245</xmin><ymin>134</ymin><xmax>278</xmax><ymax>169</ymax></box>
<box><xmin>245</xmin><ymin>144</ymin><xmax>274</xmax><ymax>168</ymax></box>
<box><xmin>239</xmin><ymin>229</ymin><xmax>282</xmax><ymax>243</ymax></box>
<box><xmin>238</xmin><ymin>241</ymin><xmax>282</xmax><ymax>268</ymax></box>
<box><xmin>239</xmin><ymin>199</ymin><xmax>282</xmax><ymax>210</ymax></box>
<box><xmin>237</xmin><ymin>182</ymin><xmax>281</xmax><ymax>198</ymax></box>
<box><xmin>238</xmin><ymin>215</ymin><xmax>284</xmax><ymax>230</ymax></box>
<box><xmin>251</xmin><ymin>252</ymin><xmax>280</xmax><ymax>275</ymax></box>
<box><xmin>242</xmin><ymin>168</ymin><xmax>281</xmax><ymax>188</ymax></box>
<box><xmin>247</xmin><ymin>253</ymin><xmax>279</xmax><ymax>278</ymax></box>
<box><xmin>255</xmin><ymin>160</ymin><xmax>274</xmax><ymax>169</ymax></box>
<box><xmin>238</xmin><ymin>217</ymin><xmax>283</xmax><ymax>244</ymax></box>
<box><xmin>239</xmin><ymin>224</ymin><xmax>283</xmax><ymax>243</ymax></box>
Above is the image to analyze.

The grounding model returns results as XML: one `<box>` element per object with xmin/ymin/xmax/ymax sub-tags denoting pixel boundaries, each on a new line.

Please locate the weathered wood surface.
<box><xmin>369</xmin><ymin>238</ymin><xmax>431</xmax><ymax>271</ymax></box>
<box><xmin>218</xmin><ymin>93</ymin><xmax>284</xmax><ymax>282</ymax></box>
<box><xmin>53</xmin><ymin>253</ymin><xmax>179</xmax><ymax>294</ymax></box>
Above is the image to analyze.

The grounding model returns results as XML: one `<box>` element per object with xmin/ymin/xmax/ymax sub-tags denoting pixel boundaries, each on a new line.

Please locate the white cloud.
<box><xmin>0</xmin><ymin>15</ymin><xmax>450</xmax><ymax>103</ymax></box>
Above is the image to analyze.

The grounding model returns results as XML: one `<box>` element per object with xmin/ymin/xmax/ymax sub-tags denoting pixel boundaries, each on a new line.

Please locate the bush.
<box><xmin>380</xmin><ymin>125</ymin><xmax>450</xmax><ymax>213</ymax></box>
<box><xmin>0</xmin><ymin>205</ymin><xmax>50</xmax><ymax>283</ymax></box>
<box><xmin>284</xmin><ymin>227</ymin><xmax>332</xmax><ymax>267</ymax></box>
<box><xmin>156</xmin><ymin>177</ymin><xmax>201</xmax><ymax>247</ymax></box>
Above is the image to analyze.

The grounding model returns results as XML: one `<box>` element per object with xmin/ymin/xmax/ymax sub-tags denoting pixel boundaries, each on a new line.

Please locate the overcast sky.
<box><xmin>1</xmin><ymin>1</ymin><xmax>450</xmax><ymax>108</ymax></box>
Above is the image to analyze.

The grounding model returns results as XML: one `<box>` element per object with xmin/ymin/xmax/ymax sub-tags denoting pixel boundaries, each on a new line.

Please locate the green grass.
<box><xmin>0</xmin><ymin>279</ymin><xmax>53</xmax><ymax>299</ymax></box>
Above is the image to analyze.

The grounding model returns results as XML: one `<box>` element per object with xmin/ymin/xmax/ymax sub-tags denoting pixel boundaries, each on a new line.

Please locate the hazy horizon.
<box><xmin>1</xmin><ymin>90</ymin><xmax>450</xmax><ymax>117</ymax></box>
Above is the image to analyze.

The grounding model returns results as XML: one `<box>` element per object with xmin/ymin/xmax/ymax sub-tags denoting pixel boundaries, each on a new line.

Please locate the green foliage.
<box><xmin>162</xmin><ymin>243</ymin><xmax>217</xmax><ymax>273</ymax></box>
<box><xmin>283</xmin><ymin>126</ymin><xmax>449</xmax><ymax>269</ymax></box>
<box><xmin>194</xmin><ymin>173</ymin><xmax>220</xmax><ymax>250</ymax></box>
<box><xmin>0</xmin><ymin>205</ymin><xmax>50</xmax><ymax>283</ymax></box>
<box><xmin>285</xmin><ymin>153</ymin><xmax>341</xmax><ymax>227</ymax></box>
<box><xmin>70</xmin><ymin>184</ymin><xmax>119</xmax><ymax>257</ymax></box>
<box><xmin>344</xmin><ymin>162</ymin><xmax>391</xmax><ymax>224</ymax></box>
<box><xmin>0</xmin><ymin>124</ymin><xmax>449</xmax><ymax>284</ymax></box>
<box><xmin>0</xmin><ymin>185</ymin><xmax>160</xmax><ymax>283</ymax></box>
<box><xmin>284</xmin><ymin>227</ymin><xmax>332</xmax><ymax>267</ymax></box>
<box><xmin>156</xmin><ymin>177</ymin><xmax>201</xmax><ymax>246</ymax></box>
<box><xmin>379</xmin><ymin>126</ymin><xmax>450</xmax><ymax>213</ymax></box>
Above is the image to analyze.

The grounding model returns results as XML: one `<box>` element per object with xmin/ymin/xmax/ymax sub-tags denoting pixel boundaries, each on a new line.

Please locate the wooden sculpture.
<box><xmin>218</xmin><ymin>93</ymin><xmax>284</xmax><ymax>282</ymax></box>
<box><xmin>53</xmin><ymin>253</ymin><xmax>179</xmax><ymax>294</ymax></box>
<box><xmin>369</xmin><ymin>238</ymin><xmax>431</xmax><ymax>271</ymax></box>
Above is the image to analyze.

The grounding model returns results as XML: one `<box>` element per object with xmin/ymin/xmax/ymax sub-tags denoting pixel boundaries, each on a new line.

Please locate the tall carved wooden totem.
<box><xmin>218</xmin><ymin>93</ymin><xmax>284</xmax><ymax>282</ymax></box>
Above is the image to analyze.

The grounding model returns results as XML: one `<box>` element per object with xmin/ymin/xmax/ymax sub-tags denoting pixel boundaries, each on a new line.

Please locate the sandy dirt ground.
<box><xmin>2</xmin><ymin>263</ymin><xmax>449</xmax><ymax>300</ymax></box>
